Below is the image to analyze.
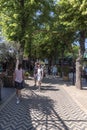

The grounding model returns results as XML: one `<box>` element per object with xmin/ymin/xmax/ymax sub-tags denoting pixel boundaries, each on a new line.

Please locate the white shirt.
<box><xmin>37</xmin><ymin>67</ymin><xmax>43</xmax><ymax>81</ymax></box>
<box><xmin>37</xmin><ymin>68</ymin><xmax>43</xmax><ymax>77</ymax></box>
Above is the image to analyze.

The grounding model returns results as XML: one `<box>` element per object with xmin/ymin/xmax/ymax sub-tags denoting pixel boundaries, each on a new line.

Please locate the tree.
<box><xmin>57</xmin><ymin>0</ymin><xmax>87</xmax><ymax>89</ymax></box>
<box><xmin>0</xmin><ymin>0</ymin><xmax>54</xmax><ymax>51</ymax></box>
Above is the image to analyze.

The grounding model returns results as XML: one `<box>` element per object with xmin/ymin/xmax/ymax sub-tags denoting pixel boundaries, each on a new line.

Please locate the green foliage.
<box><xmin>0</xmin><ymin>0</ymin><xmax>55</xmax><ymax>57</ymax></box>
<box><xmin>64</xmin><ymin>45</ymin><xmax>79</xmax><ymax>59</ymax></box>
<box><xmin>24</xmin><ymin>71</ymin><xmax>30</xmax><ymax>77</ymax></box>
<box><xmin>58</xmin><ymin>0</ymin><xmax>87</xmax><ymax>31</ymax></box>
<box><xmin>0</xmin><ymin>0</ymin><xmax>86</xmax><ymax>65</ymax></box>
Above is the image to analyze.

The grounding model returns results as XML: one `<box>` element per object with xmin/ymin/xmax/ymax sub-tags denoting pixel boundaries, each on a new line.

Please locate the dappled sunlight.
<box><xmin>21</xmin><ymin>90</ymin><xmax>69</xmax><ymax>130</ymax></box>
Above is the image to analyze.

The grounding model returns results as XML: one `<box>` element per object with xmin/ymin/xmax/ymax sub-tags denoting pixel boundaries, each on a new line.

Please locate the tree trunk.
<box><xmin>75</xmin><ymin>55</ymin><xmax>82</xmax><ymax>89</ymax></box>
<box><xmin>75</xmin><ymin>31</ymin><xmax>85</xmax><ymax>89</ymax></box>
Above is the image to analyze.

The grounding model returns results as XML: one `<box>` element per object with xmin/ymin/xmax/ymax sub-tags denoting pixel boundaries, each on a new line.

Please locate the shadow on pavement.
<box><xmin>41</xmin><ymin>86</ymin><xmax>59</xmax><ymax>91</ymax></box>
<box><xmin>21</xmin><ymin>90</ymin><xmax>69</xmax><ymax>130</ymax></box>
<box><xmin>25</xmin><ymin>84</ymin><xmax>59</xmax><ymax>92</ymax></box>
<box><xmin>42</xmin><ymin>77</ymin><xmax>71</xmax><ymax>86</ymax></box>
<box><xmin>0</xmin><ymin>89</ymin><xmax>69</xmax><ymax>130</ymax></box>
<box><xmin>28</xmin><ymin>76</ymin><xmax>87</xmax><ymax>90</ymax></box>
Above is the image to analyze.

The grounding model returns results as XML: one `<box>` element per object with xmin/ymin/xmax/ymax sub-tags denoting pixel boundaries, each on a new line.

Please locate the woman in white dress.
<box><xmin>37</xmin><ymin>64</ymin><xmax>43</xmax><ymax>91</ymax></box>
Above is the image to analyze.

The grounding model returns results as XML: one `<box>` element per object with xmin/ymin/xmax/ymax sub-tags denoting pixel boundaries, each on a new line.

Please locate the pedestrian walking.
<box><xmin>37</xmin><ymin>64</ymin><xmax>43</xmax><ymax>91</ymax></box>
<box><xmin>13</xmin><ymin>63</ymin><xmax>25</xmax><ymax>104</ymax></box>
<box><xmin>52</xmin><ymin>65</ymin><xmax>58</xmax><ymax>77</ymax></box>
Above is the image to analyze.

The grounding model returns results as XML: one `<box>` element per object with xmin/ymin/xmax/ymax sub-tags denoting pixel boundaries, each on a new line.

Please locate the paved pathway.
<box><xmin>0</xmin><ymin>87</ymin><xmax>15</xmax><ymax>104</ymax></box>
<box><xmin>0</xmin><ymin>77</ymin><xmax>87</xmax><ymax>130</ymax></box>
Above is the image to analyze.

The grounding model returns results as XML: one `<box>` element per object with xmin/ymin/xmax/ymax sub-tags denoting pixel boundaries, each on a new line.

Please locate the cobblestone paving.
<box><xmin>0</xmin><ymin>77</ymin><xmax>87</xmax><ymax>130</ymax></box>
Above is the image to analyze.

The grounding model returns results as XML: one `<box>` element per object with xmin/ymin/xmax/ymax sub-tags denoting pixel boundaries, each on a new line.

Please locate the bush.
<box><xmin>24</xmin><ymin>71</ymin><xmax>30</xmax><ymax>77</ymax></box>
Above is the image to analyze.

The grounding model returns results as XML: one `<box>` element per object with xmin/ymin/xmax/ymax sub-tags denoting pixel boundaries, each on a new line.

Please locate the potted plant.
<box><xmin>24</xmin><ymin>71</ymin><xmax>30</xmax><ymax>79</ymax></box>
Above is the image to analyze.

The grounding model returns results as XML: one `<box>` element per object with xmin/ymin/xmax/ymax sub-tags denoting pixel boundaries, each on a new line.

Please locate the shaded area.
<box><xmin>42</xmin><ymin>75</ymin><xmax>87</xmax><ymax>90</ymax></box>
